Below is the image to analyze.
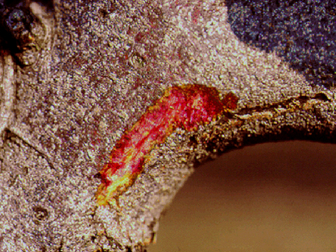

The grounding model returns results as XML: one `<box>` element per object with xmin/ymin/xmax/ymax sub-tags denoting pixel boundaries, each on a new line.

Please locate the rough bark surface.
<box><xmin>0</xmin><ymin>0</ymin><xmax>335</xmax><ymax>251</ymax></box>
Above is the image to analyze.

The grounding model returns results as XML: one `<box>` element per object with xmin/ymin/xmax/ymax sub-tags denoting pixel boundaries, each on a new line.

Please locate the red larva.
<box><xmin>96</xmin><ymin>84</ymin><xmax>238</xmax><ymax>206</ymax></box>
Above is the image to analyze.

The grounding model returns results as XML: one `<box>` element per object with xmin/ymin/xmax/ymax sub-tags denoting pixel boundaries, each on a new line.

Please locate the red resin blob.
<box><xmin>96</xmin><ymin>84</ymin><xmax>238</xmax><ymax>206</ymax></box>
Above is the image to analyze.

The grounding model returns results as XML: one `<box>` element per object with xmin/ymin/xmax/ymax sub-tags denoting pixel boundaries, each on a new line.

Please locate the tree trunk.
<box><xmin>0</xmin><ymin>0</ymin><xmax>335</xmax><ymax>251</ymax></box>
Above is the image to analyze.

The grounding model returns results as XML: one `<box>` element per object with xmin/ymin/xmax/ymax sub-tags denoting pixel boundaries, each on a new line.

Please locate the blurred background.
<box><xmin>149</xmin><ymin>141</ymin><xmax>336</xmax><ymax>252</ymax></box>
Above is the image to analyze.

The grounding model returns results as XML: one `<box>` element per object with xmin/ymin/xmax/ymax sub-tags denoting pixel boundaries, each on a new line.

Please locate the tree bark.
<box><xmin>0</xmin><ymin>0</ymin><xmax>335</xmax><ymax>251</ymax></box>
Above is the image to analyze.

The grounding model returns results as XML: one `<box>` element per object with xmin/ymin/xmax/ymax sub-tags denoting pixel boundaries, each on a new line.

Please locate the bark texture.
<box><xmin>0</xmin><ymin>0</ymin><xmax>335</xmax><ymax>251</ymax></box>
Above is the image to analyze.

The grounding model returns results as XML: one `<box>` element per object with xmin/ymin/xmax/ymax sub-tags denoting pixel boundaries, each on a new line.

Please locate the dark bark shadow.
<box><xmin>225</xmin><ymin>0</ymin><xmax>336</xmax><ymax>89</ymax></box>
<box><xmin>0</xmin><ymin>0</ymin><xmax>54</xmax><ymax>66</ymax></box>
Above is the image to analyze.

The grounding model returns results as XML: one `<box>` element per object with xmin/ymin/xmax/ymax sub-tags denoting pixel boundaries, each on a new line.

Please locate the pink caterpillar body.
<box><xmin>96</xmin><ymin>84</ymin><xmax>238</xmax><ymax>206</ymax></box>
